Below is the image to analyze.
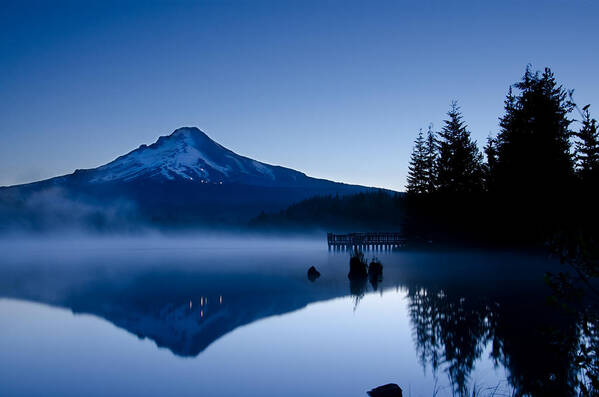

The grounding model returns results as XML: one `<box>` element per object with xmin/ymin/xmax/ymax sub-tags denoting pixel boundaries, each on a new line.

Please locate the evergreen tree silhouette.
<box><xmin>483</xmin><ymin>135</ymin><xmax>498</xmax><ymax>191</ymax></box>
<box><xmin>436</xmin><ymin>101</ymin><xmax>484</xmax><ymax>193</ymax></box>
<box><xmin>424</xmin><ymin>124</ymin><xmax>438</xmax><ymax>193</ymax></box>
<box><xmin>495</xmin><ymin>66</ymin><xmax>575</xmax><ymax>193</ymax></box>
<box><xmin>407</xmin><ymin>129</ymin><xmax>428</xmax><ymax>194</ymax></box>
<box><xmin>575</xmin><ymin>104</ymin><xmax>599</xmax><ymax>185</ymax></box>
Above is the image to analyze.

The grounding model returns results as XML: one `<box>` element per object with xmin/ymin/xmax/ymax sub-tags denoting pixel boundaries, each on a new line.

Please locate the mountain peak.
<box><xmin>156</xmin><ymin>127</ymin><xmax>212</xmax><ymax>146</ymax></box>
<box><xmin>169</xmin><ymin>126</ymin><xmax>207</xmax><ymax>139</ymax></box>
<box><xmin>87</xmin><ymin>127</ymin><xmax>306</xmax><ymax>186</ymax></box>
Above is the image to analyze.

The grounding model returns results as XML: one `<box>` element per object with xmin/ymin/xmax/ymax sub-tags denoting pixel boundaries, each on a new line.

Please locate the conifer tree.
<box><xmin>575</xmin><ymin>105</ymin><xmax>599</xmax><ymax>184</ymax></box>
<box><xmin>483</xmin><ymin>135</ymin><xmax>498</xmax><ymax>191</ymax></box>
<box><xmin>406</xmin><ymin>129</ymin><xmax>428</xmax><ymax>194</ymax></box>
<box><xmin>423</xmin><ymin>124</ymin><xmax>438</xmax><ymax>193</ymax></box>
<box><xmin>495</xmin><ymin>66</ymin><xmax>575</xmax><ymax>192</ymax></box>
<box><xmin>436</xmin><ymin>101</ymin><xmax>484</xmax><ymax>193</ymax></box>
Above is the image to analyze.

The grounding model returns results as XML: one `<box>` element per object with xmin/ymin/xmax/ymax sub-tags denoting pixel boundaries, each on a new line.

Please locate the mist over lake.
<box><xmin>0</xmin><ymin>236</ymin><xmax>577</xmax><ymax>396</ymax></box>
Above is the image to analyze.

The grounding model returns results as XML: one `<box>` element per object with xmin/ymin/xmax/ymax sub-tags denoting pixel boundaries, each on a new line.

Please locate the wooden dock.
<box><xmin>327</xmin><ymin>232</ymin><xmax>406</xmax><ymax>251</ymax></box>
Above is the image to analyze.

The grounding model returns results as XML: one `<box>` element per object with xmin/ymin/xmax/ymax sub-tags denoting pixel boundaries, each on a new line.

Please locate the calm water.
<box><xmin>0</xmin><ymin>237</ymin><xmax>577</xmax><ymax>396</ymax></box>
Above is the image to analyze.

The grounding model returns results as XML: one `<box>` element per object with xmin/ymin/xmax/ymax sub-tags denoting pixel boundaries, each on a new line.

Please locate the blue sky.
<box><xmin>1</xmin><ymin>0</ymin><xmax>598</xmax><ymax>190</ymax></box>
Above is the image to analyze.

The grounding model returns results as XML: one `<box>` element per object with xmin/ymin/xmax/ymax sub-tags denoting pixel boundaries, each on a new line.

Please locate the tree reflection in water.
<box><xmin>407</xmin><ymin>287</ymin><xmax>497</xmax><ymax>396</ymax></box>
<box><xmin>349</xmin><ymin>276</ymin><xmax>369</xmax><ymax>310</ymax></box>
<box><xmin>406</xmin><ymin>285</ymin><xmax>580</xmax><ymax>396</ymax></box>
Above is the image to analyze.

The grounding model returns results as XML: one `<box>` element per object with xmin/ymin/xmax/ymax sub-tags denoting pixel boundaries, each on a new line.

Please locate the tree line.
<box><xmin>407</xmin><ymin>66</ymin><xmax>598</xmax><ymax>195</ymax></box>
<box><xmin>250</xmin><ymin>190</ymin><xmax>403</xmax><ymax>233</ymax></box>
<box><xmin>252</xmin><ymin>65</ymin><xmax>598</xmax><ymax>246</ymax></box>
<box><xmin>404</xmin><ymin>66</ymin><xmax>598</xmax><ymax>245</ymax></box>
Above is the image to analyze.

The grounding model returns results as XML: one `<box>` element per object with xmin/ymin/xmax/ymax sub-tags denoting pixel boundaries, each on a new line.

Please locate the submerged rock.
<box><xmin>367</xmin><ymin>383</ymin><xmax>403</xmax><ymax>397</ymax></box>
<box><xmin>307</xmin><ymin>266</ymin><xmax>320</xmax><ymax>282</ymax></box>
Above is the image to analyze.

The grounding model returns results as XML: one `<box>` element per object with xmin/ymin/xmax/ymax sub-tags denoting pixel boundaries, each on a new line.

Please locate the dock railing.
<box><xmin>327</xmin><ymin>232</ymin><xmax>406</xmax><ymax>250</ymax></box>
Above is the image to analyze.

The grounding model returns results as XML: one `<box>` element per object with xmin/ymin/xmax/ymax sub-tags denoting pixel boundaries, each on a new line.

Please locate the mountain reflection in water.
<box><xmin>0</xmin><ymin>238</ymin><xmax>581</xmax><ymax>396</ymax></box>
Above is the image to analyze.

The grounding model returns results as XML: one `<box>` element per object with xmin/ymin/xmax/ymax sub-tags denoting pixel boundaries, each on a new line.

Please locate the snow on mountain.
<box><xmin>88</xmin><ymin>127</ymin><xmax>304</xmax><ymax>186</ymax></box>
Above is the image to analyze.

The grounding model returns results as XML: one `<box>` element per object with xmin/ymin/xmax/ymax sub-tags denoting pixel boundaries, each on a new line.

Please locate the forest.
<box><xmin>253</xmin><ymin>66</ymin><xmax>598</xmax><ymax>250</ymax></box>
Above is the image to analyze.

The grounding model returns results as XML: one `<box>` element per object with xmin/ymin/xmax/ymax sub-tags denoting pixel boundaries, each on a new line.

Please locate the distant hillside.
<box><xmin>249</xmin><ymin>190</ymin><xmax>405</xmax><ymax>233</ymax></box>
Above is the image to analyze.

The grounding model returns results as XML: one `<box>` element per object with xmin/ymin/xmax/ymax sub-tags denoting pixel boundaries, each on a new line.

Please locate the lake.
<box><xmin>0</xmin><ymin>237</ymin><xmax>578</xmax><ymax>396</ymax></box>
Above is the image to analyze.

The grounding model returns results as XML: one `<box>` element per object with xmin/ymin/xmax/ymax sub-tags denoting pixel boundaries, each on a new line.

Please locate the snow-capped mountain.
<box><xmin>0</xmin><ymin>127</ymin><xmax>380</xmax><ymax>230</ymax></box>
<box><xmin>86</xmin><ymin>127</ymin><xmax>306</xmax><ymax>187</ymax></box>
